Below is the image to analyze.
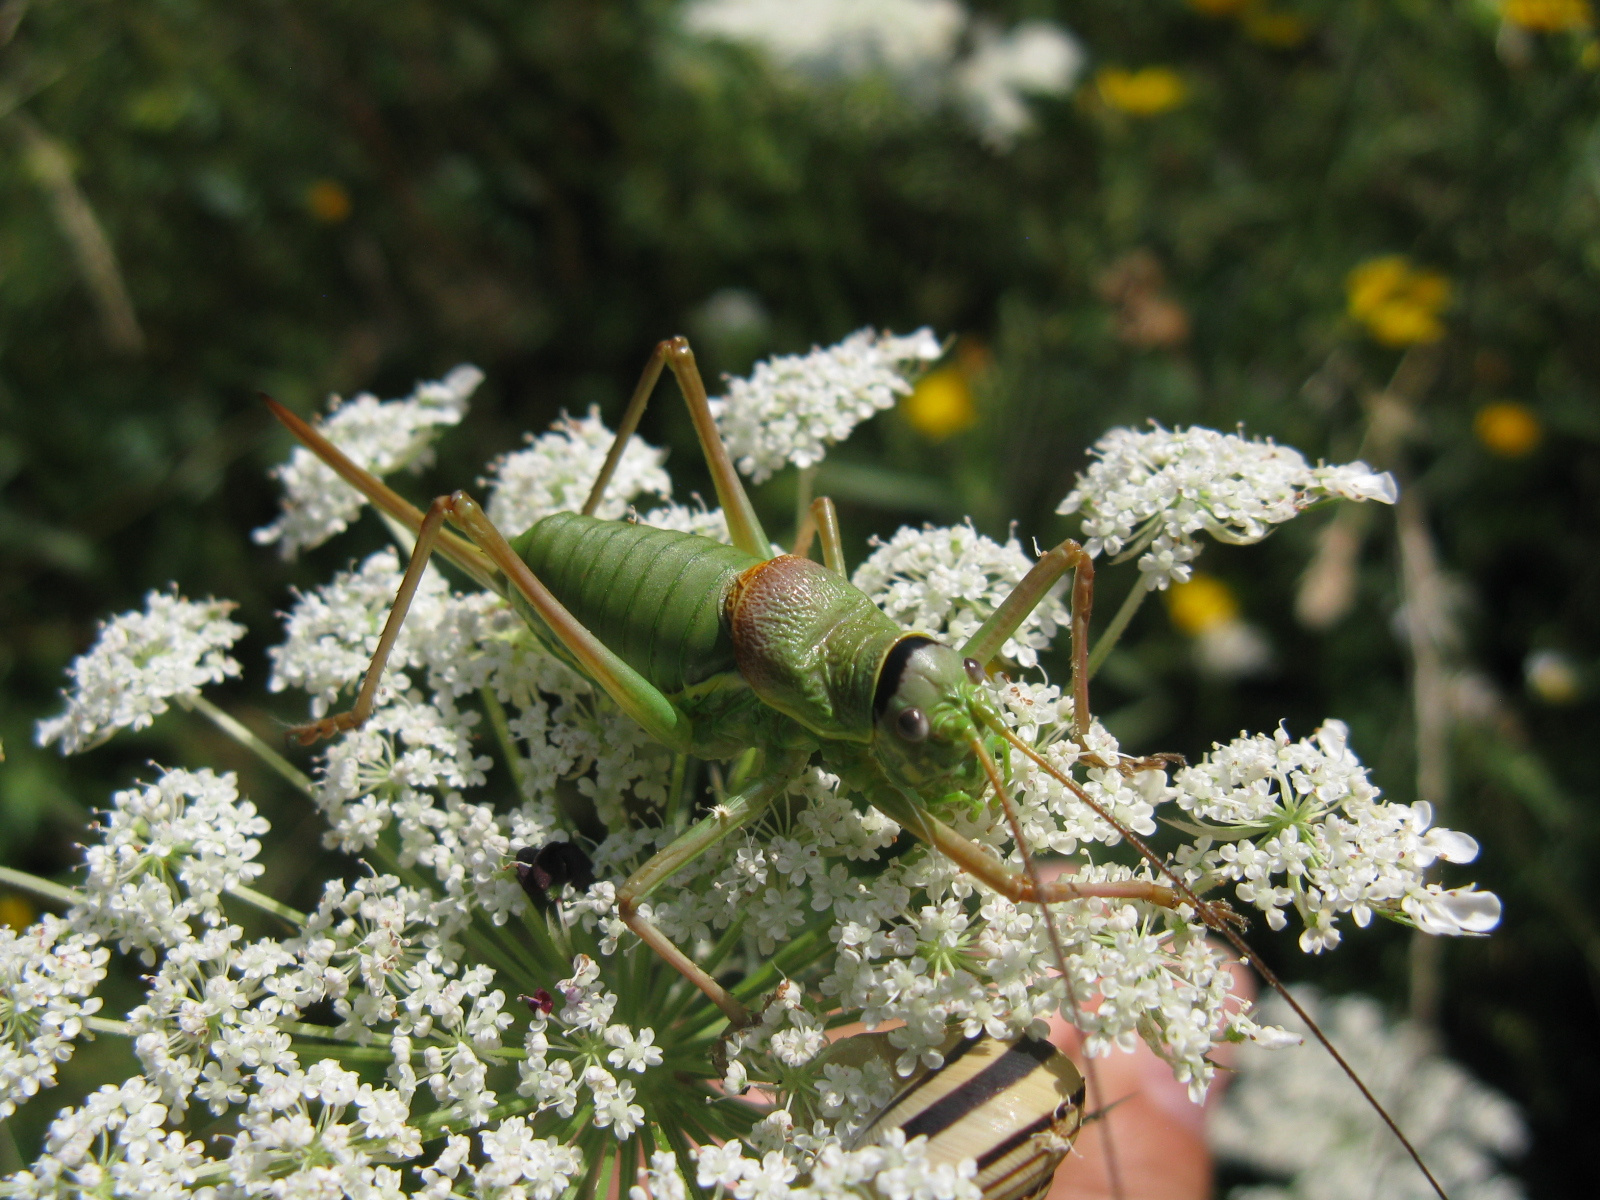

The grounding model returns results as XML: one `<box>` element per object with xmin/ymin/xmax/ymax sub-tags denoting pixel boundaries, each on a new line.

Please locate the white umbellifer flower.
<box><xmin>0</xmin><ymin>917</ymin><xmax>108</xmax><ymax>1120</ymax></box>
<box><xmin>254</xmin><ymin>364</ymin><xmax>484</xmax><ymax>557</ymax></box>
<box><xmin>1170</xmin><ymin>720</ymin><xmax>1501</xmax><ymax>952</ymax></box>
<box><xmin>72</xmin><ymin>768</ymin><xmax>270</xmax><ymax>961</ymax></box>
<box><xmin>851</xmin><ymin>522</ymin><xmax>1069</xmax><ymax>669</ymax></box>
<box><xmin>683</xmin><ymin>0</ymin><xmax>966</xmax><ymax>78</ymax></box>
<box><xmin>955</xmin><ymin>20</ymin><xmax>1084</xmax><ymax>145</ymax></box>
<box><xmin>1212</xmin><ymin>989</ymin><xmax>1528</xmax><ymax>1200</ymax></box>
<box><xmin>1057</xmin><ymin>423</ymin><xmax>1399</xmax><ymax>589</ymax></box>
<box><xmin>484</xmin><ymin>408</ymin><xmax>672</xmax><ymax>531</ymax></box>
<box><xmin>711</xmin><ymin>328</ymin><xmax>942</xmax><ymax>482</ymax></box>
<box><xmin>35</xmin><ymin>590</ymin><xmax>245</xmax><ymax>754</ymax></box>
<box><xmin>694</xmin><ymin>1128</ymin><xmax>982</xmax><ymax>1200</ymax></box>
<box><xmin>3</xmin><ymin>1077</ymin><xmax>205</xmax><ymax>1200</ymax></box>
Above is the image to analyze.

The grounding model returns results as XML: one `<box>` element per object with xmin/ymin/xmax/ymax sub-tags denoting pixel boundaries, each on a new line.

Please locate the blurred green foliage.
<box><xmin>1</xmin><ymin>0</ymin><xmax>1597</xmax><ymax>1191</ymax></box>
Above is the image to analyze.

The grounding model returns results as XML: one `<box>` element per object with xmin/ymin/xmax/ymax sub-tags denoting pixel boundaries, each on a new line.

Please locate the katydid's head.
<box><xmin>872</xmin><ymin>636</ymin><xmax>998</xmax><ymax>787</ymax></box>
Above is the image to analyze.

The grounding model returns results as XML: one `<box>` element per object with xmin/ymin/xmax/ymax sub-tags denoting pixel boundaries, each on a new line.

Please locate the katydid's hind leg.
<box><xmin>615</xmin><ymin>760</ymin><xmax>805</xmax><ymax>1027</ymax></box>
<box><xmin>792</xmin><ymin>496</ymin><xmax>846</xmax><ymax>575</ymax></box>
<box><xmin>585</xmin><ymin>337</ymin><xmax>773</xmax><ymax>560</ymax></box>
<box><xmin>961</xmin><ymin>537</ymin><xmax>1095</xmax><ymax>741</ymax></box>
<box><xmin>288</xmin><ymin>497</ymin><xmax>455</xmax><ymax>745</ymax></box>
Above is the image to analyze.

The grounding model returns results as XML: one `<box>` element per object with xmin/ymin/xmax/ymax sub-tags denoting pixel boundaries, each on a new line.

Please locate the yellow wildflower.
<box><xmin>1474</xmin><ymin>402</ymin><xmax>1542</xmax><ymax>457</ymax></box>
<box><xmin>903</xmin><ymin>367</ymin><xmax>978</xmax><ymax>440</ymax></box>
<box><xmin>1243</xmin><ymin>9</ymin><xmax>1311</xmax><ymax>46</ymax></box>
<box><xmin>306</xmin><ymin>179</ymin><xmax>352</xmax><ymax>224</ymax></box>
<box><xmin>1167</xmin><ymin>573</ymin><xmax>1239</xmax><ymax>635</ymax></box>
<box><xmin>1096</xmin><ymin>67</ymin><xmax>1189</xmax><ymax>116</ymax></box>
<box><xmin>1346</xmin><ymin>255</ymin><xmax>1451</xmax><ymax>346</ymax></box>
<box><xmin>0</xmin><ymin>894</ymin><xmax>34</xmax><ymax>931</ymax></box>
<box><xmin>1502</xmin><ymin>0</ymin><xmax>1592</xmax><ymax>32</ymax></box>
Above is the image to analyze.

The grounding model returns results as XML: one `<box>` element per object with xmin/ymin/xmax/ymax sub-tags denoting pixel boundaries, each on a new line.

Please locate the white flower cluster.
<box><xmin>35</xmin><ymin>591</ymin><xmax>244</xmax><ymax>754</ymax></box>
<box><xmin>72</xmin><ymin>768</ymin><xmax>270</xmax><ymax>962</ymax></box>
<box><xmin>484</xmin><ymin>407</ymin><xmax>672</xmax><ymax>531</ymax></box>
<box><xmin>1057</xmin><ymin>424</ymin><xmax>1398</xmax><ymax>589</ymax></box>
<box><xmin>851</xmin><ymin>522</ymin><xmax>1070</xmax><ymax>668</ymax></box>
<box><xmin>690</xmin><ymin>1129</ymin><xmax>983</xmax><ymax>1200</ymax></box>
<box><xmin>1</xmin><ymin>1078</ymin><xmax>204</xmax><ymax>1200</ymax></box>
<box><xmin>682</xmin><ymin>1</ymin><xmax>1084</xmax><ymax>147</ymax></box>
<box><xmin>9</xmin><ymin>360</ymin><xmax>1507</xmax><ymax>1194</ymax></box>
<box><xmin>0</xmin><ymin>917</ymin><xmax>107</xmax><ymax>1120</ymax></box>
<box><xmin>1170</xmin><ymin>721</ymin><xmax>1501</xmax><ymax>953</ymax></box>
<box><xmin>254</xmin><ymin>364</ymin><xmax>484</xmax><ymax>557</ymax></box>
<box><xmin>1212</xmin><ymin>990</ymin><xmax>1528</xmax><ymax>1200</ymax></box>
<box><xmin>711</xmin><ymin>327</ymin><xmax>942</xmax><ymax>482</ymax></box>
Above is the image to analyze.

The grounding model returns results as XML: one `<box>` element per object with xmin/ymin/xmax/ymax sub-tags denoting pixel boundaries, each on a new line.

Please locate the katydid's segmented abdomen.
<box><xmin>512</xmin><ymin>512</ymin><xmax>762</xmax><ymax>695</ymax></box>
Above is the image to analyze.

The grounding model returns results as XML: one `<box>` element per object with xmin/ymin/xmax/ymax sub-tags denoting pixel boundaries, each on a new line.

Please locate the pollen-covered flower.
<box><xmin>254</xmin><ymin>364</ymin><xmax>483</xmax><ymax>557</ymax></box>
<box><xmin>1058</xmin><ymin>423</ymin><xmax>1397</xmax><ymax>589</ymax></box>
<box><xmin>1212</xmin><ymin>989</ymin><xmax>1528</xmax><ymax>1200</ymax></box>
<box><xmin>711</xmin><ymin>328</ymin><xmax>942</xmax><ymax>482</ymax></box>
<box><xmin>485</xmin><ymin>408</ymin><xmax>672</xmax><ymax>530</ymax></box>
<box><xmin>35</xmin><ymin>590</ymin><xmax>245</xmax><ymax>754</ymax></box>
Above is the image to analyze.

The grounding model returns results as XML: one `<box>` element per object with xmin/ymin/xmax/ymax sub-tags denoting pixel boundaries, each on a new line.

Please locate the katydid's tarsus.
<box><xmin>266</xmin><ymin>335</ymin><xmax>1449</xmax><ymax>1200</ymax></box>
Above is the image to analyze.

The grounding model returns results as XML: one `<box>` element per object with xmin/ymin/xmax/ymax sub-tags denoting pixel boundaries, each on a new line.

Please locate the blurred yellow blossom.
<box><xmin>1096</xmin><ymin>67</ymin><xmax>1189</xmax><ymax>116</ymax></box>
<box><xmin>1474</xmin><ymin>402</ymin><xmax>1543</xmax><ymax>457</ymax></box>
<box><xmin>0</xmin><ymin>894</ymin><xmax>34</xmax><ymax>930</ymax></box>
<box><xmin>1525</xmin><ymin>649</ymin><xmax>1582</xmax><ymax>704</ymax></box>
<box><xmin>1167</xmin><ymin>573</ymin><xmax>1239</xmax><ymax>634</ymax></box>
<box><xmin>1502</xmin><ymin>0</ymin><xmax>1592</xmax><ymax>31</ymax></box>
<box><xmin>1346</xmin><ymin>255</ymin><xmax>1451</xmax><ymax>346</ymax></box>
<box><xmin>306</xmin><ymin>179</ymin><xmax>352</xmax><ymax>224</ymax></box>
<box><xmin>903</xmin><ymin>366</ymin><xmax>977</xmax><ymax>439</ymax></box>
<box><xmin>1243</xmin><ymin>9</ymin><xmax>1311</xmax><ymax>46</ymax></box>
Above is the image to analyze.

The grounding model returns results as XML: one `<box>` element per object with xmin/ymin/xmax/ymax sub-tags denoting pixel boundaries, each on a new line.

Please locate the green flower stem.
<box><xmin>1085</xmin><ymin>578</ymin><xmax>1151</xmax><ymax>680</ymax></box>
<box><xmin>480</xmin><ymin>686</ymin><xmax>528</xmax><ymax>797</ymax></box>
<box><xmin>0</xmin><ymin>865</ymin><xmax>81</xmax><ymax>909</ymax></box>
<box><xmin>86</xmin><ymin>1016</ymin><xmax>130</xmax><ymax>1037</ymax></box>
<box><xmin>795</xmin><ymin>463</ymin><xmax>817</xmax><ymax>540</ymax></box>
<box><xmin>227</xmin><ymin>884</ymin><xmax>309</xmax><ymax>928</ymax></box>
<box><xmin>183</xmin><ymin>694</ymin><xmax>315</xmax><ymax>797</ymax></box>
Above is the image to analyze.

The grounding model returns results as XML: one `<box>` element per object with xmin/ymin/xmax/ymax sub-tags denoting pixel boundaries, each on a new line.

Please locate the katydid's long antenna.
<box><xmin>969</xmin><ymin>734</ymin><xmax>1127</xmax><ymax>1200</ymax></box>
<box><xmin>983</xmin><ymin>718</ymin><xmax>1451</xmax><ymax>1200</ymax></box>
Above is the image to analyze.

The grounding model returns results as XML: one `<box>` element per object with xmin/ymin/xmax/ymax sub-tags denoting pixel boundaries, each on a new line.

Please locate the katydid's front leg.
<box><xmin>868</xmin><ymin>786</ymin><xmax>1231</xmax><ymax>925</ymax></box>
<box><xmin>961</xmin><ymin>537</ymin><xmax>1095</xmax><ymax>742</ymax></box>
<box><xmin>285</xmin><ymin>489</ymin><xmax>697</xmax><ymax>755</ymax></box>
<box><xmin>616</xmin><ymin>755</ymin><xmax>807</xmax><ymax>1027</ymax></box>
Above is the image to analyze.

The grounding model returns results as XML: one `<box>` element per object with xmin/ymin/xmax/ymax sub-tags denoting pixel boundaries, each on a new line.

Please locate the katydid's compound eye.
<box><xmin>896</xmin><ymin>707</ymin><xmax>930</xmax><ymax>742</ymax></box>
<box><xmin>964</xmin><ymin>657</ymin><xmax>984</xmax><ymax>684</ymax></box>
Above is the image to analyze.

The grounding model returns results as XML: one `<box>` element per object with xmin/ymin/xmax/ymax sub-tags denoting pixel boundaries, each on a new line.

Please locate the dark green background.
<box><xmin>1</xmin><ymin>0</ymin><xmax>1596</xmax><ymax>1192</ymax></box>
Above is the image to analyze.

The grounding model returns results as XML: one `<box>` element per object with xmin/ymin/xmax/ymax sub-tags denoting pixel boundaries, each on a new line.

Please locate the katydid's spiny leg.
<box><xmin>284</xmin><ymin>488</ymin><xmax>696</xmax><ymax>754</ymax></box>
<box><xmin>263</xmin><ymin>397</ymin><xmax>498</xmax><ymax>591</ymax></box>
<box><xmin>288</xmin><ymin>497</ymin><xmax>455</xmax><ymax>745</ymax></box>
<box><xmin>582</xmin><ymin>336</ymin><xmax>773</xmax><ymax>562</ymax></box>
<box><xmin>961</xmin><ymin>537</ymin><xmax>1094</xmax><ymax>742</ymax></box>
<box><xmin>440</xmin><ymin>492</ymin><xmax>697</xmax><ymax>754</ymax></box>
<box><xmin>616</xmin><ymin>756</ymin><xmax>806</xmax><ymax>1027</ymax></box>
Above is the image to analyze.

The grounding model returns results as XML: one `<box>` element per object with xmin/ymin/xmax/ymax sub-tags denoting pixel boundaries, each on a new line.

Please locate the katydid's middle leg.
<box><xmin>616</xmin><ymin>756</ymin><xmax>807</xmax><ymax>1027</ymax></box>
<box><xmin>791</xmin><ymin>496</ymin><xmax>846</xmax><ymax>575</ymax></box>
<box><xmin>583</xmin><ymin>336</ymin><xmax>772</xmax><ymax>561</ymax></box>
